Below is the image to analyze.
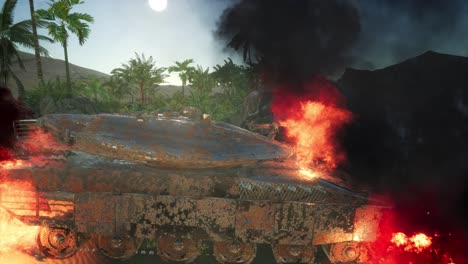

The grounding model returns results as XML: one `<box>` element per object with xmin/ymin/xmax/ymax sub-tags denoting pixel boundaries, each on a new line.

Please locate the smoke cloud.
<box><xmin>215</xmin><ymin>0</ymin><xmax>468</xmax><ymax>72</ymax></box>
<box><xmin>215</xmin><ymin>0</ymin><xmax>360</xmax><ymax>85</ymax></box>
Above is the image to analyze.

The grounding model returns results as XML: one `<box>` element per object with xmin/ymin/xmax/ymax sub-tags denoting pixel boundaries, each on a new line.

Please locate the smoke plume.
<box><xmin>216</xmin><ymin>0</ymin><xmax>360</xmax><ymax>86</ymax></box>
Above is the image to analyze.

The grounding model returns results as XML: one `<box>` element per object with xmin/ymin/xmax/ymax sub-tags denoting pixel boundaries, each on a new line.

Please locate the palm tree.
<box><xmin>37</xmin><ymin>0</ymin><xmax>94</xmax><ymax>96</ymax></box>
<box><xmin>104</xmin><ymin>75</ymin><xmax>129</xmax><ymax>103</ymax></box>
<box><xmin>112</xmin><ymin>53</ymin><xmax>167</xmax><ymax>104</ymax></box>
<box><xmin>187</xmin><ymin>65</ymin><xmax>216</xmax><ymax>112</ymax></box>
<box><xmin>0</xmin><ymin>0</ymin><xmax>52</xmax><ymax>99</ymax></box>
<box><xmin>168</xmin><ymin>59</ymin><xmax>195</xmax><ymax>96</ymax></box>
<box><xmin>189</xmin><ymin>65</ymin><xmax>214</xmax><ymax>94</ymax></box>
<box><xmin>28</xmin><ymin>0</ymin><xmax>43</xmax><ymax>82</ymax></box>
<box><xmin>80</xmin><ymin>77</ymin><xmax>108</xmax><ymax>103</ymax></box>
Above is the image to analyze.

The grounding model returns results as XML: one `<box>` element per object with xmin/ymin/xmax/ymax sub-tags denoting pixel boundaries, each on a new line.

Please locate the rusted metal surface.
<box><xmin>353</xmin><ymin>205</ymin><xmax>384</xmax><ymax>242</ymax></box>
<box><xmin>14</xmin><ymin>119</ymin><xmax>39</xmax><ymax>140</ymax></box>
<box><xmin>328</xmin><ymin>241</ymin><xmax>369</xmax><ymax>263</ymax></box>
<box><xmin>75</xmin><ymin>193</ymin><xmax>115</xmax><ymax>235</ymax></box>
<box><xmin>272</xmin><ymin>244</ymin><xmax>315</xmax><ymax>263</ymax></box>
<box><xmin>2</xmin><ymin>157</ymin><xmax>383</xmax><ymax>246</ymax></box>
<box><xmin>156</xmin><ymin>234</ymin><xmax>200</xmax><ymax>262</ymax></box>
<box><xmin>37</xmin><ymin>225</ymin><xmax>78</xmax><ymax>259</ymax></box>
<box><xmin>39</xmin><ymin>114</ymin><xmax>293</xmax><ymax>169</ymax></box>
<box><xmin>239</xmin><ymin>179</ymin><xmax>328</xmax><ymax>203</ymax></box>
<box><xmin>213</xmin><ymin>241</ymin><xmax>256</xmax><ymax>264</ymax></box>
<box><xmin>97</xmin><ymin>235</ymin><xmax>142</xmax><ymax>260</ymax></box>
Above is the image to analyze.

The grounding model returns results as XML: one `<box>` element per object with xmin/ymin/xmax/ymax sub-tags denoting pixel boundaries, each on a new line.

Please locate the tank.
<box><xmin>0</xmin><ymin>112</ymin><xmax>387</xmax><ymax>263</ymax></box>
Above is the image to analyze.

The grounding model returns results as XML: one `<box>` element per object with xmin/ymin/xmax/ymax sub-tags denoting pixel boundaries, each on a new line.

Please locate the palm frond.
<box><xmin>66</xmin><ymin>20</ymin><xmax>90</xmax><ymax>45</ymax></box>
<box><xmin>10</xmin><ymin>20</ymin><xmax>32</xmax><ymax>32</ymax></box>
<box><xmin>50</xmin><ymin>0</ymin><xmax>71</xmax><ymax>20</ymax></box>
<box><xmin>8</xmin><ymin>41</ymin><xmax>24</xmax><ymax>69</ymax></box>
<box><xmin>35</xmin><ymin>9</ymin><xmax>55</xmax><ymax>21</ymax></box>
<box><xmin>35</xmin><ymin>18</ymin><xmax>54</xmax><ymax>29</ymax></box>
<box><xmin>68</xmin><ymin>12</ymin><xmax>94</xmax><ymax>23</ymax></box>
<box><xmin>36</xmin><ymin>34</ymin><xmax>55</xmax><ymax>43</ymax></box>
<box><xmin>47</xmin><ymin>22</ymin><xmax>67</xmax><ymax>43</ymax></box>
<box><xmin>1</xmin><ymin>0</ymin><xmax>17</xmax><ymax>30</ymax></box>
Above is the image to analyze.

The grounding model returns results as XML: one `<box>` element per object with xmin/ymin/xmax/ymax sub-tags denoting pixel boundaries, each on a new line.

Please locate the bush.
<box><xmin>24</xmin><ymin>78</ymin><xmax>70</xmax><ymax>116</ymax></box>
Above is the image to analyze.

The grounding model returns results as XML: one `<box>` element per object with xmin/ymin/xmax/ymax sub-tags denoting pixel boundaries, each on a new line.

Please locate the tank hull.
<box><xmin>0</xmin><ymin>114</ymin><xmax>388</xmax><ymax>263</ymax></box>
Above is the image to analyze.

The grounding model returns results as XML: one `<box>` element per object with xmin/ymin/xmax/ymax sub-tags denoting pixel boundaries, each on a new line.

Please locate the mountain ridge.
<box><xmin>8</xmin><ymin>51</ymin><xmax>110</xmax><ymax>96</ymax></box>
<box><xmin>8</xmin><ymin>51</ymin><xmax>189</xmax><ymax>97</ymax></box>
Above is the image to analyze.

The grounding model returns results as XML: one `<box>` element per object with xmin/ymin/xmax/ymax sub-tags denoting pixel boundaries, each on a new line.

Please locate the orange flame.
<box><xmin>0</xmin><ymin>180</ymin><xmax>40</xmax><ymax>252</ymax></box>
<box><xmin>271</xmin><ymin>78</ymin><xmax>352</xmax><ymax>178</ymax></box>
<box><xmin>278</xmin><ymin>101</ymin><xmax>352</xmax><ymax>169</ymax></box>
<box><xmin>0</xmin><ymin>159</ymin><xmax>29</xmax><ymax>170</ymax></box>
<box><xmin>390</xmin><ymin>232</ymin><xmax>408</xmax><ymax>247</ymax></box>
<box><xmin>0</xmin><ymin>127</ymin><xmax>70</xmax><ymax>260</ymax></box>
<box><xmin>391</xmin><ymin>232</ymin><xmax>433</xmax><ymax>253</ymax></box>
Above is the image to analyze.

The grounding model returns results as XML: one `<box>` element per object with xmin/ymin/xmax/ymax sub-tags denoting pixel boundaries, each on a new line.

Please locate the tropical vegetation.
<box><xmin>37</xmin><ymin>0</ymin><xmax>94</xmax><ymax>96</ymax></box>
<box><xmin>168</xmin><ymin>59</ymin><xmax>195</xmax><ymax>96</ymax></box>
<box><xmin>110</xmin><ymin>53</ymin><xmax>167</xmax><ymax>105</ymax></box>
<box><xmin>1</xmin><ymin>1</ymin><xmax>259</xmax><ymax>125</ymax></box>
<box><xmin>0</xmin><ymin>0</ymin><xmax>52</xmax><ymax>99</ymax></box>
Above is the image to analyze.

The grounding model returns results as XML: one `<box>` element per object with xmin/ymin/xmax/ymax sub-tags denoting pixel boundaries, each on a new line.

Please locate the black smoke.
<box><xmin>215</xmin><ymin>0</ymin><xmax>360</xmax><ymax>85</ymax></box>
<box><xmin>215</xmin><ymin>0</ymin><xmax>468</xmax><ymax>74</ymax></box>
<box><xmin>339</xmin><ymin>51</ymin><xmax>468</xmax><ymax>261</ymax></box>
<box><xmin>0</xmin><ymin>86</ymin><xmax>20</xmax><ymax>150</ymax></box>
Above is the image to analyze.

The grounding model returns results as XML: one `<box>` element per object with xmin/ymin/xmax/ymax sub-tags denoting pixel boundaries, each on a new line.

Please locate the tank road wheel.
<box><xmin>37</xmin><ymin>226</ymin><xmax>78</xmax><ymax>259</ymax></box>
<box><xmin>272</xmin><ymin>244</ymin><xmax>315</xmax><ymax>263</ymax></box>
<box><xmin>328</xmin><ymin>242</ymin><xmax>369</xmax><ymax>263</ymax></box>
<box><xmin>97</xmin><ymin>235</ymin><xmax>142</xmax><ymax>260</ymax></box>
<box><xmin>213</xmin><ymin>241</ymin><xmax>256</xmax><ymax>264</ymax></box>
<box><xmin>156</xmin><ymin>234</ymin><xmax>200</xmax><ymax>263</ymax></box>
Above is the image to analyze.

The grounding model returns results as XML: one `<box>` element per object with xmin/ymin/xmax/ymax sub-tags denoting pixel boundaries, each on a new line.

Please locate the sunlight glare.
<box><xmin>149</xmin><ymin>0</ymin><xmax>167</xmax><ymax>12</ymax></box>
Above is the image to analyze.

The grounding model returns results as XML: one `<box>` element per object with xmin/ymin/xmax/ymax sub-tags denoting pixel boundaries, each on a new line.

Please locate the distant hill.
<box><xmin>8</xmin><ymin>51</ymin><xmax>189</xmax><ymax>97</ymax></box>
<box><xmin>8</xmin><ymin>51</ymin><xmax>110</xmax><ymax>96</ymax></box>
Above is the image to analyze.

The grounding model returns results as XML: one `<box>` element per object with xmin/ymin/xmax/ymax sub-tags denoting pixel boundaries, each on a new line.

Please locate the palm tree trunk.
<box><xmin>63</xmin><ymin>39</ymin><xmax>72</xmax><ymax>97</ymax></box>
<box><xmin>181</xmin><ymin>85</ymin><xmax>185</xmax><ymax>97</ymax></box>
<box><xmin>28</xmin><ymin>0</ymin><xmax>43</xmax><ymax>82</ymax></box>
<box><xmin>139</xmin><ymin>83</ymin><xmax>144</xmax><ymax>104</ymax></box>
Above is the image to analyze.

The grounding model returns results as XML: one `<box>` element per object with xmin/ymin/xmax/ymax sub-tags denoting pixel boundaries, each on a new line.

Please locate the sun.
<box><xmin>148</xmin><ymin>0</ymin><xmax>167</xmax><ymax>12</ymax></box>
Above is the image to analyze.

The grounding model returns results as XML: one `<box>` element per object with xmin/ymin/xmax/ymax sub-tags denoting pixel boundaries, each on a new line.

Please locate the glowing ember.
<box><xmin>410</xmin><ymin>233</ymin><xmax>433</xmax><ymax>252</ymax></box>
<box><xmin>298</xmin><ymin>167</ymin><xmax>319</xmax><ymax>180</ymax></box>
<box><xmin>19</xmin><ymin>128</ymin><xmax>67</xmax><ymax>154</ymax></box>
<box><xmin>391</xmin><ymin>232</ymin><xmax>432</xmax><ymax>253</ymax></box>
<box><xmin>0</xmin><ymin>147</ymin><xmax>13</xmax><ymax>161</ymax></box>
<box><xmin>391</xmin><ymin>232</ymin><xmax>408</xmax><ymax>247</ymax></box>
<box><xmin>271</xmin><ymin>77</ymin><xmax>352</xmax><ymax>173</ymax></box>
<box><xmin>0</xmin><ymin>159</ymin><xmax>28</xmax><ymax>169</ymax></box>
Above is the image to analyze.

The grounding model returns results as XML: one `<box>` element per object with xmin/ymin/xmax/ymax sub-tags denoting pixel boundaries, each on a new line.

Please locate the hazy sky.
<box><xmin>15</xmin><ymin>0</ymin><xmax>238</xmax><ymax>85</ymax></box>
<box><xmin>13</xmin><ymin>0</ymin><xmax>468</xmax><ymax>84</ymax></box>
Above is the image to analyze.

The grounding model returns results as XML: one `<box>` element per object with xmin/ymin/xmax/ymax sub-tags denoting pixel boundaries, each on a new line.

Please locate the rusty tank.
<box><xmin>0</xmin><ymin>112</ymin><xmax>387</xmax><ymax>263</ymax></box>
